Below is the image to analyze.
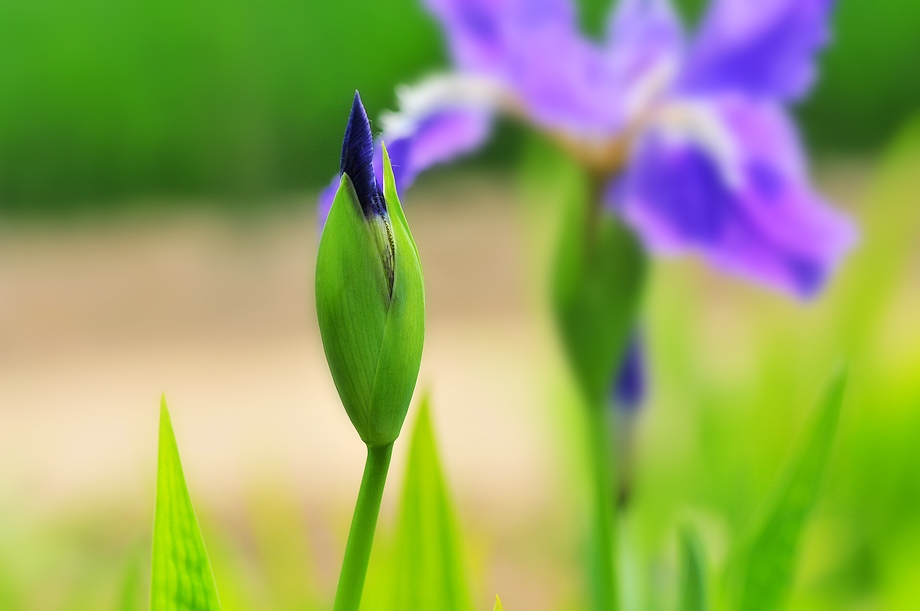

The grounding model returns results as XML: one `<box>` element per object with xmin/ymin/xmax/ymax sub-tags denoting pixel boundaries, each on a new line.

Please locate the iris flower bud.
<box><xmin>316</xmin><ymin>92</ymin><xmax>425</xmax><ymax>448</ymax></box>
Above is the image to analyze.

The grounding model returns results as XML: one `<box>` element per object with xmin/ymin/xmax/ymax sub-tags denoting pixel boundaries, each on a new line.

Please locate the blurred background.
<box><xmin>1</xmin><ymin>0</ymin><xmax>919</xmax><ymax>609</ymax></box>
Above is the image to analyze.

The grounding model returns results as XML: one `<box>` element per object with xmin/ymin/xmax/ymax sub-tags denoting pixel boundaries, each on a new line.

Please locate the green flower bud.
<box><xmin>316</xmin><ymin>94</ymin><xmax>425</xmax><ymax>447</ymax></box>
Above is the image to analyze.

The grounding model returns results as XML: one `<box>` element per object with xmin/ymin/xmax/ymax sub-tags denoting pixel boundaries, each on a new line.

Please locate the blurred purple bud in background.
<box><xmin>612</xmin><ymin>329</ymin><xmax>646</xmax><ymax>412</ymax></box>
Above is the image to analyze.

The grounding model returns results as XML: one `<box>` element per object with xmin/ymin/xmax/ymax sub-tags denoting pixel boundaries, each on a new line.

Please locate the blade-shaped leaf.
<box><xmin>731</xmin><ymin>366</ymin><xmax>848</xmax><ymax>611</ymax></box>
<box><xmin>679</xmin><ymin>526</ymin><xmax>707</xmax><ymax>611</ymax></box>
<box><xmin>150</xmin><ymin>397</ymin><xmax>221</xmax><ymax>611</ymax></box>
<box><xmin>390</xmin><ymin>396</ymin><xmax>472</xmax><ymax>611</ymax></box>
<box><xmin>493</xmin><ymin>595</ymin><xmax>504</xmax><ymax>611</ymax></box>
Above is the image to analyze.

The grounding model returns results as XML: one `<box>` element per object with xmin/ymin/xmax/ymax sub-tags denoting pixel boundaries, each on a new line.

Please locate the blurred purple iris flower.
<box><xmin>322</xmin><ymin>0</ymin><xmax>856</xmax><ymax>297</ymax></box>
<box><xmin>320</xmin><ymin>0</ymin><xmax>858</xmax><ymax>405</ymax></box>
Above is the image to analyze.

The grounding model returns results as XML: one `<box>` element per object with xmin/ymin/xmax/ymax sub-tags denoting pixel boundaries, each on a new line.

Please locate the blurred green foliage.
<box><xmin>0</xmin><ymin>0</ymin><xmax>918</xmax><ymax>212</ymax></box>
<box><xmin>0</xmin><ymin>0</ymin><xmax>444</xmax><ymax>211</ymax></box>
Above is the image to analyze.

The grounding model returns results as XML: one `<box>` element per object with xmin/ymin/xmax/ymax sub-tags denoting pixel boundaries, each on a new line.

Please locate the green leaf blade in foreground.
<box><xmin>733</xmin><ymin>366</ymin><xmax>848</xmax><ymax>611</ymax></box>
<box><xmin>390</xmin><ymin>396</ymin><xmax>472</xmax><ymax>611</ymax></box>
<box><xmin>679</xmin><ymin>526</ymin><xmax>707</xmax><ymax>611</ymax></box>
<box><xmin>150</xmin><ymin>398</ymin><xmax>221</xmax><ymax>611</ymax></box>
<box><xmin>493</xmin><ymin>594</ymin><xmax>504</xmax><ymax>611</ymax></box>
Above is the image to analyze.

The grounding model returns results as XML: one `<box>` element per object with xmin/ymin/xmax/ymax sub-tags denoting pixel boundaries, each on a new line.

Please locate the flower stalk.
<box><xmin>552</xmin><ymin>166</ymin><xmax>647</xmax><ymax>611</ymax></box>
<box><xmin>333</xmin><ymin>443</ymin><xmax>394</xmax><ymax>611</ymax></box>
<box><xmin>586</xmin><ymin>398</ymin><xmax>618</xmax><ymax>611</ymax></box>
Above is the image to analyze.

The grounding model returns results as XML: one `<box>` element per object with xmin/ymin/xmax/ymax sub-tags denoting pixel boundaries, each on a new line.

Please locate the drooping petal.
<box><xmin>680</xmin><ymin>0</ymin><xmax>835</xmax><ymax>100</ymax></box>
<box><xmin>382</xmin><ymin>110</ymin><xmax>493</xmax><ymax>190</ymax></box>
<box><xmin>617</xmin><ymin>96</ymin><xmax>856</xmax><ymax>298</ymax></box>
<box><xmin>380</xmin><ymin>75</ymin><xmax>498</xmax><ymax>190</ymax></box>
<box><xmin>424</xmin><ymin>0</ymin><xmax>627</xmax><ymax>135</ymax></box>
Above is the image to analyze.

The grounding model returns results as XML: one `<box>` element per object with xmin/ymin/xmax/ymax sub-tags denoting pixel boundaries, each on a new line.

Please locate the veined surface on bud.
<box><xmin>316</xmin><ymin>93</ymin><xmax>425</xmax><ymax>448</ymax></box>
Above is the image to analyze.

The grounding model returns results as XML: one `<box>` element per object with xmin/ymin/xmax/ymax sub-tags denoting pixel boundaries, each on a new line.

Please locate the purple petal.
<box><xmin>601</xmin><ymin>0</ymin><xmax>684</xmax><ymax>126</ymax></box>
<box><xmin>617</xmin><ymin>97</ymin><xmax>856</xmax><ymax>298</ymax></box>
<box><xmin>509</xmin><ymin>22</ymin><xmax>624</xmax><ymax>133</ymax></box>
<box><xmin>680</xmin><ymin>0</ymin><xmax>835</xmax><ymax>100</ymax></box>
<box><xmin>612</xmin><ymin>330</ymin><xmax>646</xmax><ymax>412</ymax></box>
<box><xmin>382</xmin><ymin>109</ymin><xmax>493</xmax><ymax>191</ymax></box>
<box><xmin>424</xmin><ymin>0</ymin><xmax>627</xmax><ymax>134</ymax></box>
<box><xmin>606</xmin><ymin>0</ymin><xmax>683</xmax><ymax>82</ymax></box>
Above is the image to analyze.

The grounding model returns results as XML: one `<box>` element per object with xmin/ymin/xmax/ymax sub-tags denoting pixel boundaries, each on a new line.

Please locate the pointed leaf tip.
<box><xmin>390</xmin><ymin>395</ymin><xmax>472</xmax><ymax>610</ymax></box>
<box><xmin>732</xmin><ymin>365</ymin><xmax>848</xmax><ymax>611</ymax></box>
<box><xmin>151</xmin><ymin>399</ymin><xmax>221</xmax><ymax>610</ymax></box>
<box><xmin>493</xmin><ymin>594</ymin><xmax>504</xmax><ymax>611</ymax></box>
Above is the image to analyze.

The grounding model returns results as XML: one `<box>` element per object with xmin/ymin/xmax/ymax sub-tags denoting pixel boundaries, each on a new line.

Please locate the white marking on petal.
<box><xmin>622</xmin><ymin>55</ymin><xmax>679</xmax><ymax>124</ymax></box>
<box><xmin>649</xmin><ymin>99</ymin><xmax>744</xmax><ymax>188</ymax></box>
<box><xmin>380</xmin><ymin>73</ymin><xmax>506</xmax><ymax>140</ymax></box>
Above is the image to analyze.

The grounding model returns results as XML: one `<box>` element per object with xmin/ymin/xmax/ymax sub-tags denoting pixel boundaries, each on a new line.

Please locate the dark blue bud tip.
<box><xmin>341</xmin><ymin>91</ymin><xmax>386</xmax><ymax>218</ymax></box>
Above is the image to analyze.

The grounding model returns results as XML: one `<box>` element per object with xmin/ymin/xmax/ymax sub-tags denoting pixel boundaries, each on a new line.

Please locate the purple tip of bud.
<box><xmin>612</xmin><ymin>331</ymin><xmax>646</xmax><ymax>412</ymax></box>
<box><xmin>341</xmin><ymin>91</ymin><xmax>386</xmax><ymax>218</ymax></box>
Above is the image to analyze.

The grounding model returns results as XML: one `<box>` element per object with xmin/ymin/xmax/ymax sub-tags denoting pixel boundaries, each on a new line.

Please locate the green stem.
<box><xmin>333</xmin><ymin>442</ymin><xmax>394</xmax><ymax>611</ymax></box>
<box><xmin>586</xmin><ymin>401</ymin><xmax>618</xmax><ymax>611</ymax></box>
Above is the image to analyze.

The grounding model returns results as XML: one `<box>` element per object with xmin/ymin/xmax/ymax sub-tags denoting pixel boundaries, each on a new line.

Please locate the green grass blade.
<box><xmin>493</xmin><ymin>594</ymin><xmax>504</xmax><ymax>611</ymax></box>
<box><xmin>150</xmin><ymin>397</ymin><xmax>221</xmax><ymax>611</ymax></box>
<box><xmin>732</xmin><ymin>366</ymin><xmax>848</xmax><ymax>611</ymax></box>
<box><xmin>390</xmin><ymin>396</ymin><xmax>472</xmax><ymax>611</ymax></box>
<box><xmin>679</xmin><ymin>526</ymin><xmax>707</xmax><ymax>611</ymax></box>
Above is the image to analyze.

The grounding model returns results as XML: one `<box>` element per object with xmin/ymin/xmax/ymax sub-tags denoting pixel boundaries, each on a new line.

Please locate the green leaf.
<box><xmin>390</xmin><ymin>396</ymin><xmax>472</xmax><ymax>611</ymax></box>
<box><xmin>731</xmin><ymin>366</ymin><xmax>848</xmax><ymax>611</ymax></box>
<box><xmin>493</xmin><ymin>595</ymin><xmax>504</xmax><ymax>611</ymax></box>
<box><xmin>679</xmin><ymin>526</ymin><xmax>707</xmax><ymax>611</ymax></box>
<box><xmin>150</xmin><ymin>397</ymin><xmax>221</xmax><ymax>611</ymax></box>
<box><xmin>551</xmin><ymin>169</ymin><xmax>647</xmax><ymax>407</ymax></box>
